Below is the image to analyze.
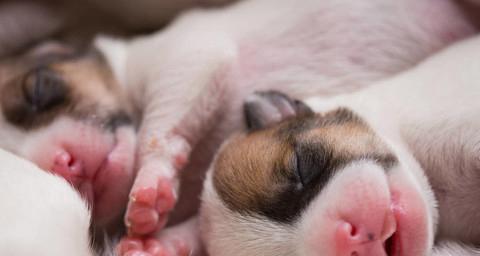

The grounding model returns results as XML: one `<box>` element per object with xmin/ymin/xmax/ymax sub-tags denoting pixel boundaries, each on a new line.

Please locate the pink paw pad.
<box><xmin>117</xmin><ymin>238</ymin><xmax>144</xmax><ymax>255</ymax></box>
<box><xmin>126</xmin><ymin>179</ymin><xmax>177</xmax><ymax>236</ymax></box>
<box><xmin>117</xmin><ymin>237</ymin><xmax>191</xmax><ymax>256</ymax></box>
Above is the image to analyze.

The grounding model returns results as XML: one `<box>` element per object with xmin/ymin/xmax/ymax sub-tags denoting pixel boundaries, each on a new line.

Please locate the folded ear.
<box><xmin>26</xmin><ymin>41</ymin><xmax>75</xmax><ymax>59</ymax></box>
<box><xmin>244</xmin><ymin>90</ymin><xmax>313</xmax><ymax>131</ymax></box>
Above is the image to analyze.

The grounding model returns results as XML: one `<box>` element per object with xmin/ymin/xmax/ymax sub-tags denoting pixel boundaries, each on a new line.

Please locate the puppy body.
<box><xmin>0</xmin><ymin>0</ymin><xmax>478</xmax><ymax>255</ymax></box>
<box><xmin>0</xmin><ymin>43</ymin><xmax>138</xmax><ymax>236</ymax></box>
<box><xmin>201</xmin><ymin>36</ymin><xmax>480</xmax><ymax>255</ymax></box>
<box><xmin>95</xmin><ymin>0</ymin><xmax>477</xmax><ymax>245</ymax></box>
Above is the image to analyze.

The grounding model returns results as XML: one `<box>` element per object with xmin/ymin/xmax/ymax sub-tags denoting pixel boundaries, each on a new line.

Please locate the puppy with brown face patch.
<box><xmin>2</xmin><ymin>0</ymin><xmax>479</xmax><ymax>255</ymax></box>
<box><xmin>200</xmin><ymin>35</ymin><xmax>480</xmax><ymax>256</ymax></box>
<box><xmin>0</xmin><ymin>42</ymin><xmax>137</xmax><ymax>231</ymax></box>
<box><xmin>94</xmin><ymin>0</ymin><xmax>480</xmax><ymax>253</ymax></box>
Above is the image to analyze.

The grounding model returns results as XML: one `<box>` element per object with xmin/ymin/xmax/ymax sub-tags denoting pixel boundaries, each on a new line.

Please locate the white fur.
<box><xmin>201</xmin><ymin>171</ymin><xmax>297</xmax><ymax>256</ymax></box>
<box><xmin>0</xmin><ymin>149</ymin><xmax>93</xmax><ymax>256</ymax></box>
<box><xmin>0</xmin><ymin>0</ymin><xmax>477</xmax><ymax>255</ymax></box>
<box><xmin>95</xmin><ymin>2</ymin><xmax>475</xmax><ymax>254</ymax></box>
<box><xmin>94</xmin><ymin>36</ymin><xmax>129</xmax><ymax>88</ymax></box>
<box><xmin>306</xmin><ymin>35</ymin><xmax>480</xmax><ymax>254</ymax></box>
<box><xmin>201</xmin><ymin>34</ymin><xmax>480</xmax><ymax>256</ymax></box>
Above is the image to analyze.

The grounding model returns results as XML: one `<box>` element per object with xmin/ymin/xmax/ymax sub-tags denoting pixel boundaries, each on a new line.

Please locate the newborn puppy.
<box><xmin>1</xmin><ymin>0</ymin><xmax>476</xmax><ymax>255</ymax></box>
<box><xmin>95</xmin><ymin>0</ymin><xmax>478</xmax><ymax>253</ymax></box>
<box><xmin>0</xmin><ymin>42</ymin><xmax>137</xmax><ymax>231</ymax></box>
<box><xmin>200</xmin><ymin>35</ymin><xmax>480</xmax><ymax>255</ymax></box>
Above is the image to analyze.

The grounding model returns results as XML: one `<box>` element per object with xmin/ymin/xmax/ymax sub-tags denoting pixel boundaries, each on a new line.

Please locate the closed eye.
<box><xmin>293</xmin><ymin>142</ymin><xmax>330</xmax><ymax>189</ymax></box>
<box><xmin>22</xmin><ymin>67</ymin><xmax>68</xmax><ymax>112</ymax></box>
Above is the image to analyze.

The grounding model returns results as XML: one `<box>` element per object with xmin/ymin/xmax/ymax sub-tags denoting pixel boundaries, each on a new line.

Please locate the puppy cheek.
<box><xmin>298</xmin><ymin>211</ymin><xmax>336</xmax><ymax>256</ymax></box>
<box><xmin>387</xmin><ymin>166</ymin><xmax>433</xmax><ymax>255</ymax></box>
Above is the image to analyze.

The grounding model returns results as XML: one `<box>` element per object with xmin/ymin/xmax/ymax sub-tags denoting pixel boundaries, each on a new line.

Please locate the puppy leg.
<box><xmin>118</xmin><ymin>217</ymin><xmax>203</xmax><ymax>256</ymax></box>
<box><xmin>124</xmin><ymin>34</ymin><xmax>235</xmax><ymax>237</ymax></box>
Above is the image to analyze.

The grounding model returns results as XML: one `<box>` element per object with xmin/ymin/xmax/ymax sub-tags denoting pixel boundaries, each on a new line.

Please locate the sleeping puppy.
<box><xmin>0</xmin><ymin>42</ymin><xmax>137</xmax><ymax>233</ymax></box>
<box><xmin>200</xmin><ymin>35</ymin><xmax>480</xmax><ymax>255</ymax></box>
<box><xmin>95</xmin><ymin>1</ymin><xmax>478</xmax><ymax>254</ymax></box>
<box><xmin>3</xmin><ymin>0</ymin><xmax>474</xmax><ymax>254</ymax></box>
<box><xmin>0</xmin><ymin>0</ymin><xmax>478</xmax><ymax>255</ymax></box>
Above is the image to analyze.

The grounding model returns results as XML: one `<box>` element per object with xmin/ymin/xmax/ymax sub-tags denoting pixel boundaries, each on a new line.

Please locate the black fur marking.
<box><xmin>257</xmin><ymin>109</ymin><xmax>397</xmax><ymax>224</ymax></box>
<box><xmin>244</xmin><ymin>90</ymin><xmax>313</xmax><ymax>131</ymax></box>
<box><xmin>105</xmin><ymin>111</ymin><xmax>133</xmax><ymax>131</ymax></box>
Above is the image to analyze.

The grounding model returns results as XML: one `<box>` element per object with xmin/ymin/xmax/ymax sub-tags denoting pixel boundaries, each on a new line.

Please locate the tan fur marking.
<box><xmin>213</xmin><ymin>108</ymin><xmax>395</xmax><ymax>215</ymax></box>
<box><xmin>0</xmin><ymin>47</ymin><xmax>135</xmax><ymax>130</ymax></box>
<box><xmin>213</xmin><ymin>130</ymin><xmax>293</xmax><ymax>213</ymax></box>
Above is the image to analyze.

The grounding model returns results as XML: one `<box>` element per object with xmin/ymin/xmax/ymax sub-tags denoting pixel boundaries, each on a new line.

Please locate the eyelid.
<box><xmin>292</xmin><ymin>148</ymin><xmax>305</xmax><ymax>189</ymax></box>
<box><xmin>22</xmin><ymin>67</ymin><xmax>67</xmax><ymax>111</ymax></box>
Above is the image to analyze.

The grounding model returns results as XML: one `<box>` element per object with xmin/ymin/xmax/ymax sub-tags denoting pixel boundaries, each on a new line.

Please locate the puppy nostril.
<box><xmin>350</xmin><ymin>225</ymin><xmax>358</xmax><ymax>237</ymax></box>
<box><xmin>67</xmin><ymin>156</ymin><xmax>75</xmax><ymax>168</ymax></box>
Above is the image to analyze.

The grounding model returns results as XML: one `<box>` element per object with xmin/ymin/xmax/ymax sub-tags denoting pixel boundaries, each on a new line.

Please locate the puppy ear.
<box><xmin>244</xmin><ymin>90</ymin><xmax>313</xmax><ymax>131</ymax></box>
<box><xmin>26</xmin><ymin>41</ymin><xmax>75</xmax><ymax>58</ymax></box>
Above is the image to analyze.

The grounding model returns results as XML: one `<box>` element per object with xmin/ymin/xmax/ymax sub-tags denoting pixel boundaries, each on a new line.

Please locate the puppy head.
<box><xmin>0</xmin><ymin>42</ymin><xmax>137</xmax><ymax>228</ymax></box>
<box><xmin>201</xmin><ymin>91</ymin><xmax>435</xmax><ymax>256</ymax></box>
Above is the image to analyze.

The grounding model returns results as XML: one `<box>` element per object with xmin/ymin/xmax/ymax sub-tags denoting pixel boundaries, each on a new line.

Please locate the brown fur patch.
<box><xmin>0</xmin><ymin>46</ymin><xmax>135</xmax><ymax>130</ymax></box>
<box><xmin>213</xmin><ymin>108</ymin><xmax>397</xmax><ymax>223</ymax></box>
<box><xmin>213</xmin><ymin>130</ymin><xmax>293</xmax><ymax>215</ymax></box>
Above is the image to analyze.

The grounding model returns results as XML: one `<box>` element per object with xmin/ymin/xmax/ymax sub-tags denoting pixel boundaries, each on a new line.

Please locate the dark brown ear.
<box><xmin>244</xmin><ymin>90</ymin><xmax>313</xmax><ymax>131</ymax></box>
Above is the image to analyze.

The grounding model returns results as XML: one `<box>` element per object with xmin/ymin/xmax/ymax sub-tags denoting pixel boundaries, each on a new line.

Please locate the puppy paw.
<box><xmin>126</xmin><ymin>178</ymin><xmax>176</xmax><ymax>236</ymax></box>
<box><xmin>117</xmin><ymin>237</ymin><xmax>191</xmax><ymax>256</ymax></box>
<box><xmin>125</xmin><ymin>133</ymin><xmax>191</xmax><ymax>236</ymax></box>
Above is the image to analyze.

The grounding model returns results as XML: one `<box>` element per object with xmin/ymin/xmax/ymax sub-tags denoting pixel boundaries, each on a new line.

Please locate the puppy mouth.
<box><xmin>384</xmin><ymin>221</ymin><xmax>400</xmax><ymax>256</ymax></box>
<box><xmin>380</xmin><ymin>189</ymin><xmax>402</xmax><ymax>256</ymax></box>
<box><xmin>382</xmin><ymin>186</ymin><xmax>422</xmax><ymax>256</ymax></box>
<box><xmin>91</xmin><ymin>127</ymin><xmax>136</xmax><ymax>224</ymax></box>
<box><xmin>382</xmin><ymin>197</ymin><xmax>402</xmax><ymax>256</ymax></box>
<box><xmin>92</xmin><ymin>127</ymin><xmax>135</xmax><ymax>200</ymax></box>
<box><xmin>51</xmin><ymin>126</ymin><xmax>135</xmax><ymax>209</ymax></box>
<box><xmin>54</xmin><ymin>140</ymin><xmax>115</xmax><ymax>206</ymax></box>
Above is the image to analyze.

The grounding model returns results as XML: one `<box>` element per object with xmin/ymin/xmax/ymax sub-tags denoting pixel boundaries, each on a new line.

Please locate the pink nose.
<box><xmin>51</xmin><ymin>150</ymin><xmax>84</xmax><ymax>185</ymax></box>
<box><xmin>335</xmin><ymin>216</ymin><xmax>396</xmax><ymax>256</ymax></box>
